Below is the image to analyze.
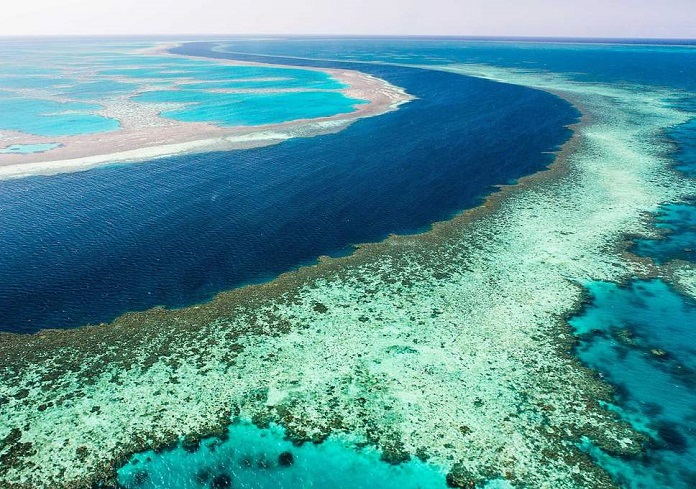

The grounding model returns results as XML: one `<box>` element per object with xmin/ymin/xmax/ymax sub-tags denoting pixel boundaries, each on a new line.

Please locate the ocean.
<box><xmin>1</xmin><ymin>38</ymin><xmax>695</xmax><ymax>488</ymax></box>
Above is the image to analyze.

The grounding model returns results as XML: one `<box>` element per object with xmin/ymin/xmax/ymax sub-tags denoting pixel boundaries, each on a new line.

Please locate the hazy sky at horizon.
<box><xmin>2</xmin><ymin>0</ymin><xmax>695</xmax><ymax>38</ymax></box>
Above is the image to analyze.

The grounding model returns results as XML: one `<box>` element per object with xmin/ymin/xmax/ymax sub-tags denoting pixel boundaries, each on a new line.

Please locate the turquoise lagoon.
<box><xmin>0</xmin><ymin>91</ymin><xmax>118</xmax><ymax>136</ymax></box>
<box><xmin>0</xmin><ymin>75</ymin><xmax>66</xmax><ymax>89</ymax></box>
<box><xmin>134</xmin><ymin>90</ymin><xmax>364</xmax><ymax>126</ymax></box>
<box><xmin>56</xmin><ymin>80</ymin><xmax>139</xmax><ymax>100</ymax></box>
<box><xmin>100</xmin><ymin>64</ymin><xmax>346</xmax><ymax>89</ymax></box>
<box><xmin>633</xmin><ymin>202</ymin><xmax>696</xmax><ymax>263</ymax></box>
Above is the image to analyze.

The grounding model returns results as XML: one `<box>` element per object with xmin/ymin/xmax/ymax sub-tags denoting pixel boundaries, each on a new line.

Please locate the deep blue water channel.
<box><xmin>0</xmin><ymin>42</ymin><xmax>576</xmax><ymax>333</ymax></box>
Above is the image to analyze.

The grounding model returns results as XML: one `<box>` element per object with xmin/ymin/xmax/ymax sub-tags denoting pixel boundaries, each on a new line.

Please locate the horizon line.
<box><xmin>0</xmin><ymin>34</ymin><xmax>694</xmax><ymax>42</ymax></box>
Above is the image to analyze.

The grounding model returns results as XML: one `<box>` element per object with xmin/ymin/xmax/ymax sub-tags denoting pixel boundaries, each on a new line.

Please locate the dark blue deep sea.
<box><xmin>3</xmin><ymin>38</ymin><xmax>696</xmax><ymax>488</ymax></box>
<box><xmin>0</xmin><ymin>43</ymin><xmax>576</xmax><ymax>333</ymax></box>
<box><xmin>206</xmin><ymin>37</ymin><xmax>696</xmax><ymax>92</ymax></box>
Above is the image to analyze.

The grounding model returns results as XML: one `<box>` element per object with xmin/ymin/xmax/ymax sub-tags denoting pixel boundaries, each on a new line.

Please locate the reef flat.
<box><xmin>1</xmin><ymin>62</ymin><xmax>693</xmax><ymax>488</ymax></box>
<box><xmin>0</xmin><ymin>42</ymin><xmax>410</xmax><ymax>180</ymax></box>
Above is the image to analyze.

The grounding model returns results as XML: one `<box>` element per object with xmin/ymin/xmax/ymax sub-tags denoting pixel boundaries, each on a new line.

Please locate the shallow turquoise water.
<box><xmin>134</xmin><ymin>89</ymin><xmax>364</xmax><ymax>126</ymax></box>
<box><xmin>633</xmin><ymin>203</ymin><xmax>696</xmax><ymax>263</ymax></box>
<box><xmin>0</xmin><ymin>142</ymin><xmax>61</xmax><ymax>154</ymax></box>
<box><xmin>0</xmin><ymin>92</ymin><xmax>118</xmax><ymax>136</ymax></box>
<box><xmin>0</xmin><ymin>75</ymin><xmax>65</xmax><ymax>89</ymax></box>
<box><xmin>57</xmin><ymin>80</ymin><xmax>138</xmax><ymax>100</ymax></box>
<box><xmin>99</xmin><ymin>67</ymin><xmax>200</xmax><ymax>79</ymax></box>
<box><xmin>570</xmin><ymin>280</ymin><xmax>696</xmax><ymax>488</ymax></box>
<box><xmin>117</xmin><ymin>422</ymin><xmax>448</xmax><ymax>489</ymax></box>
<box><xmin>181</xmin><ymin>76</ymin><xmax>346</xmax><ymax>90</ymax></box>
<box><xmin>0</xmin><ymin>66</ymin><xmax>58</xmax><ymax>75</ymax></box>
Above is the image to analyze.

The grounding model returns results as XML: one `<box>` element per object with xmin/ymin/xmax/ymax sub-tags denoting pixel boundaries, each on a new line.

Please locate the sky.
<box><xmin>2</xmin><ymin>0</ymin><xmax>695</xmax><ymax>38</ymax></box>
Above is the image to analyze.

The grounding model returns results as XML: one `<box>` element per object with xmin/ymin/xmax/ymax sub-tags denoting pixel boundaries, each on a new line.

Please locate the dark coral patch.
<box><xmin>194</xmin><ymin>468</ymin><xmax>211</xmax><ymax>484</ymax></box>
<box><xmin>182</xmin><ymin>436</ymin><xmax>201</xmax><ymax>453</ymax></box>
<box><xmin>278</xmin><ymin>450</ymin><xmax>294</xmax><ymax>467</ymax></box>
<box><xmin>210</xmin><ymin>473</ymin><xmax>233</xmax><ymax>489</ymax></box>
<box><xmin>656</xmin><ymin>422</ymin><xmax>689</xmax><ymax>453</ymax></box>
